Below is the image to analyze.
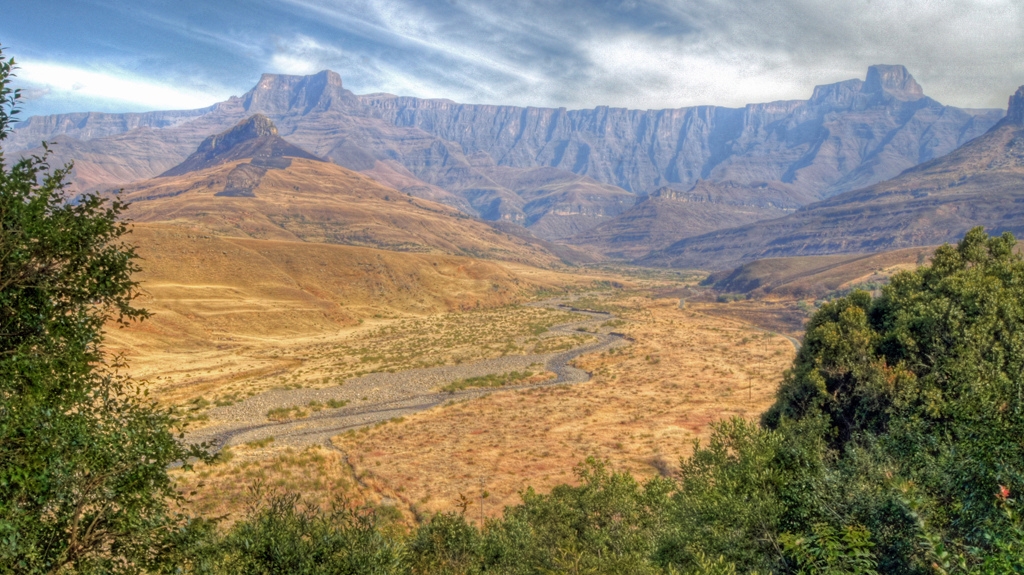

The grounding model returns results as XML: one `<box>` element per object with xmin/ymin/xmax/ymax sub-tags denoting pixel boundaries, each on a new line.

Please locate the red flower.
<box><xmin>998</xmin><ymin>485</ymin><xmax>1011</xmax><ymax>500</ymax></box>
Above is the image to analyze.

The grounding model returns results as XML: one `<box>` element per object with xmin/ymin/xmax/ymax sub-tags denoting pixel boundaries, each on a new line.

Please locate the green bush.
<box><xmin>214</xmin><ymin>490</ymin><xmax>407</xmax><ymax>574</ymax></box>
<box><xmin>763</xmin><ymin>227</ymin><xmax>1024</xmax><ymax>571</ymax></box>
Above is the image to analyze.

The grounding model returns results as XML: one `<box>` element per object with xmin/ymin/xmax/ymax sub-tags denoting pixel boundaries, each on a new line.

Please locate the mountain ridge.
<box><xmin>641</xmin><ymin>85</ymin><xmax>1024</xmax><ymax>270</ymax></box>
<box><xmin>9</xmin><ymin>65</ymin><xmax>1004</xmax><ymax>251</ymax></box>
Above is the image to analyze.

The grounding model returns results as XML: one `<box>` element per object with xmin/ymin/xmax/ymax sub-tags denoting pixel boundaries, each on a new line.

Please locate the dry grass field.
<box><xmin>172</xmin><ymin>289</ymin><xmax>797</xmax><ymax>523</ymax></box>
<box><xmin>106</xmin><ymin>223</ymin><xmax>599</xmax><ymax>407</ymax></box>
<box><xmin>705</xmin><ymin>246</ymin><xmax>936</xmax><ymax>300</ymax></box>
<box><xmin>108</xmin><ymin>166</ymin><xmax>804</xmax><ymax>527</ymax></box>
<box><xmin>686</xmin><ymin>300</ymin><xmax>809</xmax><ymax>339</ymax></box>
<box><xmin>82</xmin><ymin>129</ymin><xmax>816</xmax><ymax>529</ymax></box>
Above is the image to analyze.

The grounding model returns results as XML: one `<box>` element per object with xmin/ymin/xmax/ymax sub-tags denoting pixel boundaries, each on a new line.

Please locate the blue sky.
<box><xmin>4</xmin><ymin>0</ymin><xmax>1023</xmax><ymax>118</ymax></box>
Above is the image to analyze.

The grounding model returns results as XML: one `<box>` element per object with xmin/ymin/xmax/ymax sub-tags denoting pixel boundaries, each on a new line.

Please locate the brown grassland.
<box><xmin>169</xmin><ymin>288</ymin><xmax>797</xmax><ymax>523</ymax></box>
<box><xmin>104</xmin><ymin>164</ymin><xmax>803</xmax><ymax>526</ymax></box>
<box><xmin>706</xmin><ymin>246</ymin><xmax>936</xmax><ymax>300</ymax></box>
<box><xmin>106</xmin><ymin>223</ymin><xmax>594</xmax><ymax>407</ymax></box>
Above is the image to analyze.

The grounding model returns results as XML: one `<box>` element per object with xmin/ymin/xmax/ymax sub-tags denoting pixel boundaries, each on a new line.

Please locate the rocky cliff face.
<box><xmin>242</xmin><ymin>70</ymin><xmax>361</xmax><ymax>115</ymax></box>
<box><xmin>357</xmin><ymin>65</ymin><xmax>1001</xmax><ymax>199</ymax></box>
<box><xmin>9</xmin><ymin>65</ymin><xmax>1004</xmax><ymax>249</ymax></box>
<box><xmin>1004</xmin><ymin>86</ymin><xmax>1024</xmax><ymax>126</ymax></box>
<box><xmin>642</xmin><ymin>86</ymin><xmax>1024</xmax><ymax>270</ymax></box>
<box><xmin>6</xmin><ymin>107</ymin><xmax>218</xmax><ymax>152</ymax></box>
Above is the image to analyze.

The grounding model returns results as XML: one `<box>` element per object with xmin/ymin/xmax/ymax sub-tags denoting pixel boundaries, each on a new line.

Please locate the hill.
<box><xmin>119</xmin><ymin>116</ymin><xmax>592</xmax><ymax>268</ymax></box>
<box><xmin>645</xmin><ymin>86</ymin><xmax>1024</xmax><ymax>270</ymax></box>
<box><xmin>569</xmin><ymin>181</ymin><xmax>806</xmax><ymax>258</ymax></box>
<box><xmin>160</xmin><ymin>113</ymin><xmax>321</xmax><ymax>177</ymax></box>
<box><xmin>703</xmin><ymin>247</ymin><xmax>935</xmax><ymax>299</ymax></box>
<box><xmin>113</xmin><ymin>223</ymin><xmax>573</xmax><ymax>344</ymax></box>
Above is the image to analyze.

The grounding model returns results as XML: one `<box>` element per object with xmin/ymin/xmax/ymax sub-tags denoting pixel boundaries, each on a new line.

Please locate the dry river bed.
<box><xmin>187</xmin><ymin>300</ymin><xmax>627</xmax><ymax>450</ymax></box>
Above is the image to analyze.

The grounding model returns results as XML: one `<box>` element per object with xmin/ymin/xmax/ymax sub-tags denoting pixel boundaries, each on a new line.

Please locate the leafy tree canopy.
<box><xmin>0</xmin><ymin>45</ymin><xmax>206</xmax><ymax>574</ymax></box>
<box><xmin>763</xmin><ymin>227</ymin><xmax>1024</xmax><ymax>569</ymax></box>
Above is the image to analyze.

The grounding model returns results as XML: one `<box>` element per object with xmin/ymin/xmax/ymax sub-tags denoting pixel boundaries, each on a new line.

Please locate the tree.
<box><xmin>763</xmin><ymin>227</ymin><xmax>1024</xmax><ymax>569</ymax></box>
<box><xmin>0</xmin><ymin>45</ymin><xmax>206</xmax><ymax>573</ymax></box>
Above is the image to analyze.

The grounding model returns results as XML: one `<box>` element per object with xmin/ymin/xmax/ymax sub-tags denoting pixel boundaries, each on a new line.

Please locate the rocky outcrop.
<box><xmin>160</xmin><ymin>114</ymin><xmax>324</xmax><ymax>197</ymax></box>
<box><xmin>1004</xmin><ymin>86</ymin><xmax>1024</xmax><ymax>126</ymax></box>
<box><xmin>863</xmin><ymin>64</ymin><xmax>924</xmax><ymax>100</ymax></box>
<box><xmin>242</xmin><ymin>70</ymin><xmax>360</xmax><ymax>115</ymax></box>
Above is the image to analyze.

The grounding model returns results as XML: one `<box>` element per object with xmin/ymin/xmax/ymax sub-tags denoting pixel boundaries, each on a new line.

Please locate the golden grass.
<box><xmin>117</xmin><ymin>214</ymin><xmax>795</xmax><ymax>525</ymax></box>
<box><xmin>327</xmin><ymin>294</ymin><xmax>796</xmax><ymax>522</ymax></box>
<box><xmin>317</xmin><ymin>306</ymin><xmax>585</xmax><ymax>378</ymax></box>
<box><xmin>687</xmin><ymin>300</ymin><xmax>809</xmax><ymax>339</ymax></box>
<box><xmin>117</xmin><ymin>302</ymin><xmax>589</xmax><ymax>410</ymax></box>
<box><xmin>173</xmin><ymin>445</ymin><xmax>361</xmax><ymax>521</ymax></box>
<box><xmin>121</xmin><ymin>158</ymin><xmax>577</xmax><ymax>268</ymax></box>
<box><xmin>105</xmin><ymin>224</ymin><xmax>601</xmax><ymax>406</ymax></box>
<box><xmin>708</xmin><ymin>246</ymin><xmax>935</xmax><ymax>301</ymax></box>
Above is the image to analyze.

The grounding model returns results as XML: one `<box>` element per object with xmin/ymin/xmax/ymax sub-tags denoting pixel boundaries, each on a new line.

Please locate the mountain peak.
<box><xmin>863</xmin><ymin>64</ymin><xmax>924</xmax><ymax>100</ymax></box>
<box><xmin>1007</xmin><ymin>86</ymin><xmax>1024</xmax><ymax>126</ymax></box>
<box><xmin>160</xmin><ymin>114</ymin><xmax>321</xmax><ymax>178</ymax></box>
<box><xmin>808</xmin><ymin>65</ymin><xmax>924</xmax><ymax>107</ymax></box>
<box><xmin>242</xmin><ymin>70</ymin><xmax>354</xmax><ymax>114</ymax></box>
<box><xmin>195</xmin><ymin>114</ymin><xmax>278</xmax><ymax>154</ymax></box>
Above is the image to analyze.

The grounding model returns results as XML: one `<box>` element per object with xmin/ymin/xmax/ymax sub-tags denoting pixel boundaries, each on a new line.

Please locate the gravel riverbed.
<box><xmin>187</xmin><ymin>300</ymin><xmax>627</xmax><ymax>450</ymax></box>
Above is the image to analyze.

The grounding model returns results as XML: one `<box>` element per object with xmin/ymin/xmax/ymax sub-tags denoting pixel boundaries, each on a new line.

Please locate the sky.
<box><xmin>3</xmin><ymin>0</ymin><xmax>1023</xmax><ymax>119</ymax></box>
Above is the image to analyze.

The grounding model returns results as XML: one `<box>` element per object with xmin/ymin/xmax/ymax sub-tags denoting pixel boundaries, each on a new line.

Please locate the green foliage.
<box><xmin>901</xmin><ymin>484</ymin><xmax>1024</xmax><ymax>574</ymax></box>
<box><xmin>763</xmin><ymin>227</ymin><xmax>1024</xmax><ymax>570</ymax></box>
<box><xmin>761</xmin><ymin>290</ymin><xmax>894</xmax><ymax>447</ymax></box>
<box><xmin>211</xmin><ymin>489</ymin><xmax>407</xmax><ymax>575</ymax></box>
<box><xmin>410</xmin><ymin>512</ymin><xmax>481</xmax><ymax>575</ymax></box>
<box><xmin>482</xmin><ymin>458</ymin><xmax>673</xmax><ymax>574</ymax></box>
<box><xmin>0</xmin><ymin>46</ymin><xmax>207</xmax><ymax>573</ymax></box>
<box><xmin>780</xmin><ymin>523</ymin><xmax>879</xmax><ymax>575</ymax></box>
<box><xmin>656</xmin><ymin>418</ymin><xmax>828</xmax><ymax>574</ymax></box>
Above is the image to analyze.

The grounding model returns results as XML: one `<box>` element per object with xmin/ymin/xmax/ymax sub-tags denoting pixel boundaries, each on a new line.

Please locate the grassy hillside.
<box><xmin>704</xmin><ymin>246</ymin><xmax>935</xmax><ymax>299</ymax></box>
<box><xmin>121</xmin><ymin>157</ymin><xmax>593</xmax><ymax>268</ymax></box>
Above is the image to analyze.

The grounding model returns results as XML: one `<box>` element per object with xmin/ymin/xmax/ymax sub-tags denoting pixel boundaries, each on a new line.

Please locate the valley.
<box><xmin>160</xmin><ymin>284</ymin><xmax>797</xmax><ymax>523</ymax></box>
<box><xmin>56</xmin><ymin>75</ymin><xmax>1024</xmax><ymax>535</ymax></box>
<box><xmin>7</xmin><ymin>6</ymin><xmax>1024</xmax><ymax>571</ymax></box>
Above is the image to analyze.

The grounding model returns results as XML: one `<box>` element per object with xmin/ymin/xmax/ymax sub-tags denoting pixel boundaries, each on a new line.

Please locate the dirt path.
<box><xmin>187</xmin><ymin>300</ymin><xmax>627</xmax><ymax>450</ymax></box>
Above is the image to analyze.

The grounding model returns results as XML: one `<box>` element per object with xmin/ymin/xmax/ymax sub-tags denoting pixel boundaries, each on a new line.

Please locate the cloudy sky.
<box><xmin>4</xmin><ymin>0</ymin><xmax>1023</xmax><ymax>118</ymax></box>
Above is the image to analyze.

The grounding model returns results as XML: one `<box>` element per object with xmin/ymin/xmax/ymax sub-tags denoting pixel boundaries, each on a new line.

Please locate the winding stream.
<box><xmin>187</xmin><ymin>299</ymin><xmax>627</xmax><ymax>451</ymax></box>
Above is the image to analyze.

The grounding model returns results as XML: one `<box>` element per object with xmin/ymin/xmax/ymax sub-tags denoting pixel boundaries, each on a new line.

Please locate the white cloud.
<box><xmin>580</xmin><ymin>34</ymin><xmax>807</xmax><ymax>109</ymax></box>
<box><xmin>268</xmin><ymin>35</ymin><xmax>344</xmax><ymax>75</ymax></box>
<box><xmin>15</xmin><ymin>60</ymin><xmax>230</xmax><ymax>111</ymax></box>
<box><xmin>282</xmin><ymin>0</ymin><xmax>1024</xmax><ymax>110</ymax></box>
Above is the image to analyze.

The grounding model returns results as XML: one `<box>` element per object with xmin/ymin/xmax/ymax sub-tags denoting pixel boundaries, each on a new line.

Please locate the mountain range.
<box><xmin>645</xmin><ymin>87</ymin><xmax>1024</xmax><ymax>269</ymax></box>
<box><xmin>10</xmin><ymin>65</ymin><xmax>1004</xmax><ymax>252</ymax></box>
